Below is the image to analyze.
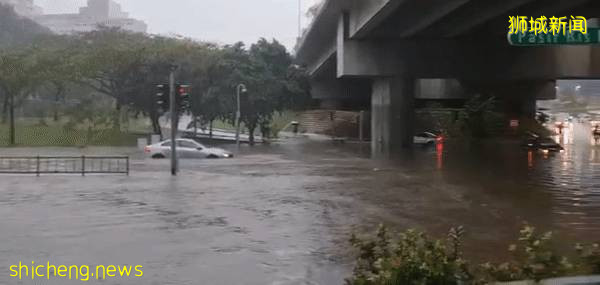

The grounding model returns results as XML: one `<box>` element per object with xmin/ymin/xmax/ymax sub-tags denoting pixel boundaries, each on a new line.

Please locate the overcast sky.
<box><xmin>33</xmin><ymin>0</ymin><xmax>320</xmax><ymax>50</ymax></box>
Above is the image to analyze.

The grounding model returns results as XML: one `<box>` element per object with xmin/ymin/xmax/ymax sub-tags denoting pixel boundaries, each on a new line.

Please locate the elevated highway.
<box><xmin>295</xmin><ymin>0</ymin><xmax>600</xmax><ymax>154</ymax></box>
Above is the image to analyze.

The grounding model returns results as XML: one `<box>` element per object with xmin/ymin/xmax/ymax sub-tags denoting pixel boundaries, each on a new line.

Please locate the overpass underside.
<box><xmin>296</xmin><ymin>0</ymin><xmax>600</xmax><ymax>154</ymax></box>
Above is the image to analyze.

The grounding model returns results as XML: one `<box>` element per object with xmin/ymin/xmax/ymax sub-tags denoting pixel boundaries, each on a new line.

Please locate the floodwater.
<box><xmin>0</xmin><ymin>123</ymin><xmax>598</xmax><ymax>284</ymax></box>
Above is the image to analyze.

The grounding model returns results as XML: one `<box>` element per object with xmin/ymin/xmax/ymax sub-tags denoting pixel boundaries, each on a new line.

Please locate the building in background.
<box><xmin>33</xmin><ymin>0</ymin><xmax>147</xmax><ymax>34</ymax></box>
<box><xmin>0</xmin><ymin>0</ymin><xmax>43</xmax><ymax>18</ymax></box>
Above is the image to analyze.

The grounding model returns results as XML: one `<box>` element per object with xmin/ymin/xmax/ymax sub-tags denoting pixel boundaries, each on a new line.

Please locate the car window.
<box><xmin>178</xmin><ymin>141</ymin><xmax>199</xmax><ymax>148</ymax></box>
<box><xmin>161</xmin><ymin>142</ymin><xmax>171</xmax><ymax>147</ymax></box>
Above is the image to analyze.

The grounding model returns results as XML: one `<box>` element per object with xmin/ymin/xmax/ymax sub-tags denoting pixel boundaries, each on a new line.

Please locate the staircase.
<box><xmin>297</xmin><ymin>110</ymin><xmax>364</xmax><ymax>138</ymax></box>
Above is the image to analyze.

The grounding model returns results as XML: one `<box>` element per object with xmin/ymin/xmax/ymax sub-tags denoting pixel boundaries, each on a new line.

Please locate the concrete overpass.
<box><xmin>295</xmin><ymin>0</ymin><xmax>600</xmax><ymax>154</ymax></box>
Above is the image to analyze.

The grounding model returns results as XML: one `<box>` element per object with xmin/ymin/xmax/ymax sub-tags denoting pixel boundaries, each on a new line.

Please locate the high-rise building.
<box><xmin>79</xmin><ymin>0</ymin><xmax>128</xmax><ymax>20</ymax></box>
<box><xmin>33</xmin><ymin>0</ymin><xmax>147</xmax><ymax>34</ymax></box>
<box><xmin>0</xmin><ymin>0</ymin><xmax>43</xmax><ymax>18</ymax></box>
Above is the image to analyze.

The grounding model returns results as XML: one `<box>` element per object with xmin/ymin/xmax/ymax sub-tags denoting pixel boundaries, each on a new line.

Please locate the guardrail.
<box><xmin>0</xmin><ymin>156</ymin><xmax>129</xmax><ymax>176</ymax></box>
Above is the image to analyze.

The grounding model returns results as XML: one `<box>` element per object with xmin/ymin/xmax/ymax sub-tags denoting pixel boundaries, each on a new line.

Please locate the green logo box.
<box><xmin>508</xmin><ymin>28</ymin><xmax>600</xmax><ymax>46</ymax></box>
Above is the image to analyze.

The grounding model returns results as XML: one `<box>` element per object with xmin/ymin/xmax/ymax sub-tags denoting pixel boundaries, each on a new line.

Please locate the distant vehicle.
<box><xmin>414</xmin><ymin>132</ymin><xmax>443</xmax><ymax>145</ymax></box>
<box><xmin>144</xmin><ymin>139</ymin><xmax>233</xmax><ymax>159</ymax></box>
<box><xmin>523</xmin><ymin>133</ymin><xmax>564</xmax><ymax>152</ymax></box>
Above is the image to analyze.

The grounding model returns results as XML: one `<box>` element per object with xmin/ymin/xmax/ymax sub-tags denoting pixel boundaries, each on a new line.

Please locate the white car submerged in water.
<box><xmin>413</xmin><ymin>132</ymin><xmax>443</xmax><ymax>145</ymax></box>
<box><xmin>144</xmin><ymin>139</ymin><xmax>233</xmax><ymax>159</ymax></box>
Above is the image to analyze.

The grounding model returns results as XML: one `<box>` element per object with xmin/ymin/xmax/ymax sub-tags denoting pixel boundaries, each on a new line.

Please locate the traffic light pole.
<box><xmin>169</xmin><ymin>67</ymin><xmax>178</xmax><ymax>176</ymax></box>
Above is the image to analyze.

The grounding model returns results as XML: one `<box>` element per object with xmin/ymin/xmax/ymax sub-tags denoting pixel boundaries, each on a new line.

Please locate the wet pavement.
<box><xmin>0</xmin><ymin>123</ymin><xmax>599</xmax><ymax>284</ymax></box>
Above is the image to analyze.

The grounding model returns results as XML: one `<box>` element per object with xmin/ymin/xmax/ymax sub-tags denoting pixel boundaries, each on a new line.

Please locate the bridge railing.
<box><xmin>0</xmin><ymin>156</ymin><xmax>129</xmax><ymax>176</ymax></box>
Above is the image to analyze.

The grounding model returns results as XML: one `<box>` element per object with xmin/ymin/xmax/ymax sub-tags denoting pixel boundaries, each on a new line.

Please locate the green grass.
<box><xmin>0</xmin><ymin>122</ymin><xmax>140</xmax><ymax>147</ymax></box>
<box><xmin>0</xmin><ymin>112</ymin><xmax>299</xmax><ymax>146</ymax></box>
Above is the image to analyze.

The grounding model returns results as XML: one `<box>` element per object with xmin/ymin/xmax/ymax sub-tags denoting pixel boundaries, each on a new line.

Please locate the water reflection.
<box><xmin>378</xmin><ymin>121</ymin><xmax>600</xmax><ymax>236</ymax></box>
<box><xmin>436</xmin><ymin>142</ymin><xmax>444</xmax><ymax>170</ymax></box>
<box><xmin>543</xmin><ymin>122</ymin><xmax>600</xmax><ymax>232</ymax></box>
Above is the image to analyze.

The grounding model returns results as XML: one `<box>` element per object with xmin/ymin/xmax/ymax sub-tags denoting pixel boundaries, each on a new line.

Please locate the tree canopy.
<box><xmin>0</xmin><ymin>24</ymin><xmax>310</xmax><ymax>145</ymax></box>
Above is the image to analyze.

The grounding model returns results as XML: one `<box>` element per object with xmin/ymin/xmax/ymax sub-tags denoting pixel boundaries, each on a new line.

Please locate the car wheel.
<box><xmin>152</xmin><ymin>154</ymin><xmax>166</xmax><ymax>159</ymax></box>
<box><xmin>206</xmin><ymin>154</ymin><xmax>219</xmax><ymax>159</ymax></box>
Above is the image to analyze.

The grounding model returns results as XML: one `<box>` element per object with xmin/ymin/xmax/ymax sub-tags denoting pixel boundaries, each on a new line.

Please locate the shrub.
<box><xmin>346</xmin><ymin>225</ymin><xmax>472</xmax><ymax>285</ymax></box>
<box><xmin>346</xmin><ymin>225</ymin><xmax>600</xmax><ymax>285</ymax></box>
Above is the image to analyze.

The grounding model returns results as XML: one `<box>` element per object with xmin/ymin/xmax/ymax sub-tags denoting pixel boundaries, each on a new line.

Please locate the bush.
<box><xmin>346</xmin><ymin>225</ymin><xmax>600</xmax><ymax>285</ymax></box>
<box><xmin>346</xmin><ymin>225</ymin><xmax>471</xmax><ymax>285</ymax></box>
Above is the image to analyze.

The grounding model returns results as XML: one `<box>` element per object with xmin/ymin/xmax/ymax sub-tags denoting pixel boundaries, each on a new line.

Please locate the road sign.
<box><xmin>508</xmin><ymin>28</ymin><xmax>600</xmax><ymax>46</ymax></box>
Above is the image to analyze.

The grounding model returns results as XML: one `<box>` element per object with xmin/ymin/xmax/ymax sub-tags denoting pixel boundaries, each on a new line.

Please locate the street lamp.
<box><xmin>235</xmin><ymin>83</ymin><xmax>247</xmax><ymax>148</ymax></box>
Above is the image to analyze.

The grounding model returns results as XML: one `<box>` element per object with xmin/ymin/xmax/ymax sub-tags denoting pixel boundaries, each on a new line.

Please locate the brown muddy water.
<box><xmin>0</xmin><ymin>122</ymin><xmax>598</xmax><ymax>284</ymax></box>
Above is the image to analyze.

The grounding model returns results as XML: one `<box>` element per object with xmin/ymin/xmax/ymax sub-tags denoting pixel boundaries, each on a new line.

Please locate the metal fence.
<box><xmin>0</xmin><ymin>156</ymin><xmax>129</xmax><ymax>176</ymax></box>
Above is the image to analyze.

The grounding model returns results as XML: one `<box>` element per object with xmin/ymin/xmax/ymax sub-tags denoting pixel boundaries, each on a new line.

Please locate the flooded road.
<box><xmin>0</xmin><ymin>125</ymin><xmax>598</xmax><ymax>284</ymax></box>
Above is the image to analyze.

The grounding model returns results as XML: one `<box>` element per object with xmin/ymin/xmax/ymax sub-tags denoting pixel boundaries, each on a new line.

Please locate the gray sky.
<box><xmin>34</xmin><ymin>0</ymin><xmax>319</xmax><ymax>50</ymax></box>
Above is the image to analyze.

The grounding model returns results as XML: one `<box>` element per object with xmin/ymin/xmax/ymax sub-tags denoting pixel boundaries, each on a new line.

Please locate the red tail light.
<box><xmin>144</xmin><ymin>146</ymin><xmax>151</xmax><ymax>153</ymax></box>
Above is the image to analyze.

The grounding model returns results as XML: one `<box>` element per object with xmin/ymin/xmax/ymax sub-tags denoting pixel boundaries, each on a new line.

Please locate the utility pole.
<box><xmin>235</xmin><ymin>84</ymin><xmax>247</xmax><ymax>149</ymax></box>
<box><xmin>169</xmin><ymin>66</ymin><xmax>178</xmax><ymax>176</ymax></box>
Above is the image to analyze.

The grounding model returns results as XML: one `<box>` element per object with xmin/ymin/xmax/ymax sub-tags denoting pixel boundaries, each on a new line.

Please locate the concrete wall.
<box><xmin>311</xmin><ymin>78</ymin><xmax>372</xmax><ymax>109</ymax></box>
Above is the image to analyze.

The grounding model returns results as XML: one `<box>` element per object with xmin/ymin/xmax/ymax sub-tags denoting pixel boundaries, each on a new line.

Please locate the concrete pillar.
<box><xmin>371</xmin><ymin>77</ymin><xmax>415</xmax><ymax>155</ymax></box>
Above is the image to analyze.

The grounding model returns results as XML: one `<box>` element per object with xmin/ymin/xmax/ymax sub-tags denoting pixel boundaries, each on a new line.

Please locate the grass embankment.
<box><xmin>0</xmin><ymin>122</ymin><xmax>141</xmax><ymax>147</ymax></box>
<box><xmin>0</xmin><ymin>112</ymin><xmax>298</xmax><ymax>146</ymax></box>
<box><xmin>208</xmin><ymin>111</ymin><xmax>298</xmax><ymax>137</ymax></box>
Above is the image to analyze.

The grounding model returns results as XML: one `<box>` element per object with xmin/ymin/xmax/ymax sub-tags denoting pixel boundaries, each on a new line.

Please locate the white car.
<box><xmin>414</xmin><ymin>132</ymin><xmax>443</xmax><ymax>145</ymax></box>
<box><xmin>144</xmin><ymin>139</ymin><xmax>233</xmax><ymax>159</ymax></box>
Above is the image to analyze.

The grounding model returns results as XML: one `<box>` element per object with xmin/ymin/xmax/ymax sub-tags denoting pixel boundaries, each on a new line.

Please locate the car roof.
<box><xmin>422</xmin><ymin>132</ymin><xmax>437</xmax><ymax>136</ymax></box>
<box><xmin>158</xmin><ymin>139</ymin><xmax>203</xmax><ymax>145</ymax></box>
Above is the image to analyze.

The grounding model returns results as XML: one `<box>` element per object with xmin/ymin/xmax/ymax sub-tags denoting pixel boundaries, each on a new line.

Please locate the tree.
<box><xmin>75</xmin><ymin>29</ymin><xmax>219</xmax><ymax>136</ymax></box>
<box><xmin>33</xmin><ymin>35</ymin><xmax>83</xmax><ymax>121</ymax></box>
<box><xmin>0</xmin><ymin>3</ymin><xmax>52</xmax><ymax>125</ymax></box>
<box><xmin>203</xmin><ymin>39</ymin><xmax>311</xmax><ymax>144</ymax></box>
<box><xmin>0</xmin><ymin>49</ymin><xmax>47</xmax><ymax>144</ymax></box>
<box><xmin>241</xmin><ymin>39</ymin><xmax>303</xmax><ymax>144</ymax></box>
<box><xmin>184</xmin><ymin>44</ymin><xmax>231</xmax><ymax>137</ymax></box>
<box><xmin>75</xmin><ymin>27</ymin><xmax>152</xmax><ymax>129</ymax></box>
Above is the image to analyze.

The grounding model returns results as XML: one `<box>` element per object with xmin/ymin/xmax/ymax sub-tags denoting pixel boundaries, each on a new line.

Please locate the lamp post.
<box><xmin>298</xmin><ymin>0</ymin><xmax>302</xmax><ymax>38</ymax></box>
<box><xmin>235</xmin><ymin>84</ymin><xmax>247</xmax><ymax>149</ymax></box>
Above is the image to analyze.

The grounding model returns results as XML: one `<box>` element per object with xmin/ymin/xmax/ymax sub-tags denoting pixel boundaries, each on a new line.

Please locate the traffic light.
<box><xmin>176</xmin><ymin>84</ymin><xmax>191</xmax><ymax>111</ymax></box>
<box><xmin>156</xmin><ymin>84</ymin><xmax>169</xmax><ymax>113</ymax></box>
